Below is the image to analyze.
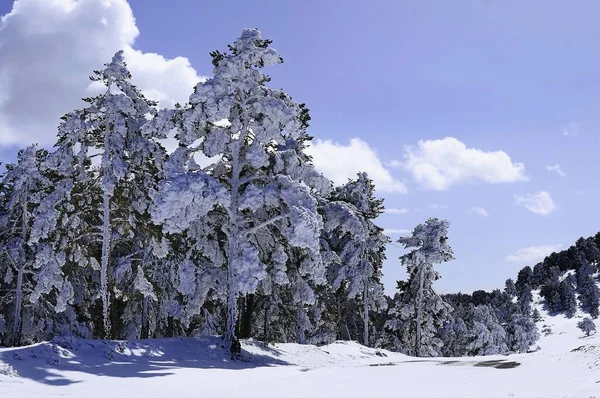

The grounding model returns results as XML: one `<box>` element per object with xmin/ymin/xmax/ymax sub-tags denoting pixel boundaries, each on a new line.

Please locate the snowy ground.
<box><xmin>1</xmin><ymin>298</ymin><xmax>599</xmax><ymax>398</ymax></box>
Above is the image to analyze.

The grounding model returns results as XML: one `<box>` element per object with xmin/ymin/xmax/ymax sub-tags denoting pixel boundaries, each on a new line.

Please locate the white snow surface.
<box><xmin>1</xmin><ymin>295</ymin><xmax>599</xmax><ymax>398</ymax></box>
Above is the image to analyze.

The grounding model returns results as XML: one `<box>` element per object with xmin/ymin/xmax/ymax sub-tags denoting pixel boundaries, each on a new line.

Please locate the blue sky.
<box><xmin>2</xmin><ymin>0</ymin><xmax>600</xmax><ymax>294</ymax></box>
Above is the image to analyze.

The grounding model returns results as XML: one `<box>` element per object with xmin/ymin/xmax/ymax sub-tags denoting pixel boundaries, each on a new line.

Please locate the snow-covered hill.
<box><xmin>1</xmin><ymin>290</ymin><xmax>598</xmax><ymax>398</ymax></box>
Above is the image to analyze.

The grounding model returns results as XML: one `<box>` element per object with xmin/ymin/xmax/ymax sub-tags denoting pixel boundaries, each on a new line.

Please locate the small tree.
<box><xmin>385</xmin><ymin>218</ymin><xmax>454</xmax><ymax>357</ymax></box>
<box><xmin>577</xmin><ymin>317</ymin><xmax>596</xmax><ymax>337</ymax></box>
<box><xmin>504</xmin><ymin>278</ymin><xmax>517</xmax><ymax>298</ymax></box>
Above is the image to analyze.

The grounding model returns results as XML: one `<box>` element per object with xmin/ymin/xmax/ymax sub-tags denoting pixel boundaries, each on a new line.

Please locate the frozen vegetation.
<box><xmin>0</xmin><ymin>28</ymin><xmax>599</xmax><ymax>397</ymax></box>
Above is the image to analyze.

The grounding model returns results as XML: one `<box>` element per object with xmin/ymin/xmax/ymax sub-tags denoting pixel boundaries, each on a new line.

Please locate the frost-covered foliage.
<box><xmin>150</xmin><ymin>29</ymin><xmax>324</xmax><ymax>350</ymax></box>
<box><xmin>507</xmin><ymin>312</ymin><xmax>539</xmax><ymax>353</ymax></box>
<box><xmin>577</xmin><ymin>317</ymin><xmax>596</xmax><ymax>336</ymax></box>
<box><xmin>317</xmin><ymin>173</ymin><xmax>389</xmax><ymax>346</ymax></box>
<box><xmin>385</xmin><ymin>218</ymin><xmax>454</xmax><ymax>357</ymax></box>
<box><xmin>466</xmin><ymin>305</ymin><xmax>508</xmax><ymax>356</ymax></box>
<box><xmin>40</xmin><ymin>50</ymin><xmax>166</xmax><ymax>339</ymax></box>
<box><xmin>2</xmin><ymin>28</ymin><xmax>592</xmax><ymax>360</ymax></box>
<box><xmin>0</xmin><ymin>146</ymin><xmax>54</xmax><ymax>345</ymax></box>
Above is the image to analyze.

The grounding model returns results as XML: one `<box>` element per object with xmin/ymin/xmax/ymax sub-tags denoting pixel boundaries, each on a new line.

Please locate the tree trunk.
<box><xmin>415</xmin><ymin>265</ymin><xmax>425</xmax><ymax>357</ymax></box>
<box><xmin>240</xmin><ymin>294</ymin><xmax>254</xmax><ymax>338</ymax></box>
<box><xmin>363</xmin><ymin>277</ymin><xmax>369</xmax><ymax>347</ymax></box>
<box><xmin>100</xmin><ymin>191</ymin><xmax>111</xmax><ymax>338</ymax></box>
<box><xmin>13</xmin><ymin>263</ymin><xmax>24</xmax><ymax>346</ymax></box>
<box><xmin>13</xmin><ymin>199</ymin><xmax>28</xmax><ymax>346</ymax></box>
<box><xmin>263</xmin><ymin>305</ymin><xmax>269</xmax><ymax>342</ymax></box>
<box><xmin>141</xmin><ymin>296</ymin><xmax>149</xmax><ymax>339</ymax></box>
<box><xmin>224</xmin><ymin>232</ymin><xmax>240</xmax><ymax>353</ymax></box>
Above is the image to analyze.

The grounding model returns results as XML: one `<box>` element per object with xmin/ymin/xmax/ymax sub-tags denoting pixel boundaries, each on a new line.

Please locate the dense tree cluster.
<box><xmin>0</xmin><ymin>30</ymin><xmax>393</xmax><ymax>353</ymax></box>
<box><xmin>7</xmin><ymin>29</ymin><xmax>598</xmax><ymax>358</ymax></box>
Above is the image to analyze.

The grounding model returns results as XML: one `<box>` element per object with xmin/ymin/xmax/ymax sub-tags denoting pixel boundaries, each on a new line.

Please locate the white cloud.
<box><xmin>429</xmin><ymin>204</ymin><xmax>448</xmax><ymax>210</ymax></box>
<box><xmin>306</xmin><ymin>138</ymin><xmax>407</xmax><ymax>193</ymax></box>
<box><xmin>397</xmin><ymin>137</ymin><xmax>527</xmax><ymax>191</ymax></box>
<box><xmin>562</xmin><ymin>122</ymin><xmax>579</xmax><ymax>137</ymax></box>
<box><xmin>469</xmin><ymin>206</ymin><xmax>489</xmax><ymax>217</ymax></box>
<box><xmin>514</xmin><ymin>191</ymin><xmax>557</xmax><ymax>216</ymax></box>
<box><xmin>384</xmin><ymin>229</ymin><xmax>411</xmax><ymax>235</ymax></box>
<box><xmin>546</xmin><ymin>164</ymin><xmax>566</xmax><ymax>177</ymax></box>
<box><xmin>385</xmin><ymin>208</ymin><xmax>409</xmax><ymax>215</ymax></box>
<box><xmin>506</xmin><ymin>244</ymin><xmax>563</xmax><ymax>263</ymax></box>
<box><xmin>0</xmin><ymin>0</ymin><xmax>204</xmax><ymax>147</ymax></box>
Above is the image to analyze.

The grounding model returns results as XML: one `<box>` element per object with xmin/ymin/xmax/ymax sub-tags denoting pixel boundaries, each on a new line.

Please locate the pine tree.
<box><xmin>577</xmin><ymin>317</ymin><xmax>596</xmax><ymax>336</ymax></box>
<box><xmin>43</xmin><ymin>51</ymin><xmax>160</xmax><ymax>338</ymax></box>
<box><xmin>504</xmin><ymin>278</ymin><xmax>517</xmax><ymax>298</ymax></box>
<box><xmin>517</xmin><ymin>284</ymin><xmax>533</xmax><ymax>315</ymax></box>
<box><xmin>151</xmin><ymin>29</ymin><xmax>323</xmax><ymax>352</ymax></box>
<box><xmin>507</xmin><ymin>312</ymin><xmax>539</xmax><ymax>353</ymax></box>
<box><xmin>0</xmin><ymin>146</ymin><xmax>52</xmax><ymax>345</ymax></box>
<box><xmin>385</xmin><ymin>218</ymin><xmax>454</xmax><ymax>357</ymax></box>
<box><xmin>559</xmin><ymin>278</ymin><xmax>577</xmax><ymax>318</ymax></box>
<box><xmin>466</xmin><ymin>305</ymin><xmax>508</xmax><ymax>356</ymax></box>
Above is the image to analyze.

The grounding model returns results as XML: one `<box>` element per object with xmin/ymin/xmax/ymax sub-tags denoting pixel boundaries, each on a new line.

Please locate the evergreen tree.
<box><xmin>559</xmin><ymin>278</ymin><xmax>577</xmax><ymax>318</ymax></box>
<box><xmin>44</xmin><ymin>51</ymin><xmax>161</xmax><ymax>338</ymax></box>
<box><xmin>577</xmin><ymin>317</ymin><xmax>596</xmax><ymax>336</ymax></box>
<box><xmin>151</xmin><ymin>29</ymin><xmax>323</xmax><ymax>351</ymax></box>
<box><xmin>385</xmin><ymin>218</ymin><xmax>454</xmax><ymax>357</ymax></box>
<box><xmin>504</xmin><ymin>278</ymin><xmax>517</xmax><ymax>298</ymax></box>
<box><xmin>517</xmin><ymin>283</ymin><xmax>533</xmax><ymax>315</ymax></box>
<box><xmin>0</xmin><ymin>146</ymin><xmax>53</xmax><ymax>345</ymax></box>
<box><xmin>507</xmin><ymin>312</ymin><xmax>539</xmax><ymax>353</ymax></box>
<box><xmin>466</xmin><ymin>305</ymin><xmax>508</xmax><ymax>356</ymax></box>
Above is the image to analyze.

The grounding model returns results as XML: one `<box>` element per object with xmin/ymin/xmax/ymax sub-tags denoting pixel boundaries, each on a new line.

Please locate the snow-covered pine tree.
<box><xmin>559</xmin><ymin>277</ymin><xmax>577</xmax><ymax>318</ymax></box>
<box><xmin>320</xmin><ymin>173</ymin><xmax>389</xmax><ymax>346</ymax></box>
<box><xmin>575</xmin><ymin>255</ymin><xmax>600</xmax><ymax>318</ymax></box>
<box><xmin>385</xmin><ymin>218</ymin><xmax>454</xmax><ymax>357</ymax></box>
<box><xmin>540</xmin><ymin>267</ymin><xmax>562</xmax><ymax>313</ymax></box>
<box><xmin>0</xmin><ymin>146</ymin><xmax>53</xmax><ymax>345</ymax></box>
<box><xmin>40</xmin><ymin>51</ymin><xmax>160</xmax><ymax>338</ymax></box>
<box><xmin>507</xmin><ymin>312</ymin><xmax>539</xmax><ymax>353</ymax></box>
<box><xmin>504</xmin><ymin>278</ymin><xmax>517</xmax><ymax>298</ymax></box>
<box><xmin>466</xmin><ymin>304</ymin><xmax>509</xmax><ymax>356</ymax></box>
<box><xmin>151</xmin><ymin>29</ymin><xmax>323</xmax><ymax>352</ymax></box>
<box><xmin>516</xmin><ymin>283</ymin><xmax>533</xmax><ymax>315</ymax></box>
<box><xmin>238</xmin><ymin>129</ymin><xmax>332</xmax><ymax>344</ymax></box>
<box><xmin>577</xmin><ymin>317</ymin><xmax>596</xmax><ymax>336</ymax></box>
<box><xmin>439</xmin><ymin>310</ymin><xmax>469</xmax><ymax>357</ymax></box>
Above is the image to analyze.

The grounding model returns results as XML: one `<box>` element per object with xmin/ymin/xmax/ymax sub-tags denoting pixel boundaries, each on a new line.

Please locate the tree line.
<box><xmin>2</xmin><ymin>29</ymin><xmax>594</xmax><ymax>357</ymax></box>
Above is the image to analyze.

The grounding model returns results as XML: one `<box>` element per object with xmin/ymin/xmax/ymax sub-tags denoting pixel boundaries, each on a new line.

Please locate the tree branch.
<box><xmin>245</xmin><ymin>214</ymin><xmax>287</xmax><ymax>237</ymax></box>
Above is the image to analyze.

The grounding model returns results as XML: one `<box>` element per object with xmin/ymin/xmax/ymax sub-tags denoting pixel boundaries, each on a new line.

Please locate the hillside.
<box><xmin>1</xmin><ymin>283</ymin><xmax>598</xmax><ymax>398</ymax></box>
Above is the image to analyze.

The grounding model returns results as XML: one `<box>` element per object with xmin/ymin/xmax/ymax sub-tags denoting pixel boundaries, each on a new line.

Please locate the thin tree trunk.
<box><xmin>415</xmin><ymin>265</ymin><xmax>425</xmax><ymax>357</ymax></box>
<box><xmin>12</xmin><ymin>199</ymin><xmax>29</xmax><ymax>345</ymax></box>
<box><xmin>100</xmin><ymin>190</ymin><xmax>111</xmax><ymax>338</ymax></box>
<box><xmin>363</xmin><ymin>277</ymin><xmax>369</xmax><ymax>347</ymax></box>
<box><xmin>224</xmin><ymin>232</ymin><xmax>240</xmax><ymax>352</ymax></box>
<box><xmin>223</xmin><ymin>99</ymin><xmax>247</xmax><ymax>353</ymax></box>
<box><xmin>141</xmin><ymin>296</ymin><xmax>149</xmax><ymax>339</ymax></box>
<box><xmin>240</xmin><ymin>294</ymin><xmax>254</xmax><ymax>338</ymax></box>
<box><xmin>263</xmin><ymin>305</ymin><xmax>269</xmax><ymax>342</ymax></box>
<box><xmin>13</xmin><ymin>263</ymin><xmax>24</xmax><ymax>345</ymax></box>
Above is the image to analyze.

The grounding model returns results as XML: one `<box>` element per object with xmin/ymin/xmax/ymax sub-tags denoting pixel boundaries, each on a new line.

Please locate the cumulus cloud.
<box><xmin>468</xmin><ymin>206</ymin><xmax>489</xmax><ymax>217</ymax></box>
<box><xmin>0</xmin><ymin>0</ymin><xmax>204</xmax><ymax>147</ymax></box>
<box><xmin>385</xmin><ymin>208</ymin><xmax>409</xmax><ymax>215</ymax></box>
<box><xmin>305</xmin><ymin>138</ymin><xmax>407</xmax><ymax>193</ymax></box>
<box><xmin>514</xmin><ymin>191</ymin><xmax>557</xmax><ymax>216</ymax></box>
<box><xmin>506</xmin><ymin>244</ymin><xmax>563</xmax><ymax>263</ymax></box>
<box><xmin>395</xmin><ymin>137</ymin><xmax>527</xmax><ymax>191</ymax></box>
<box><xmin>546</xmin><ymin>164</ymin><xmax>566</xmax><ymax>177</ymax></box>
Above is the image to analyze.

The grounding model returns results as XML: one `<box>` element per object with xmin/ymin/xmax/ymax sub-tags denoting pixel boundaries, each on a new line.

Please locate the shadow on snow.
<box><xmin>0</xmin><ymin>336</ymin><xmax>289</xmax><ymax>387</ymax></box>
